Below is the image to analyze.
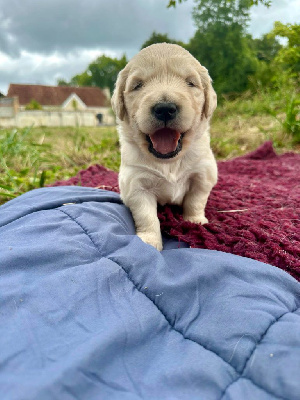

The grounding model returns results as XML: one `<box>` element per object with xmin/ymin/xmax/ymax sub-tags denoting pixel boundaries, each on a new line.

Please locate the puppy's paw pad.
<box><xmin>183</xmin><ymin>215</ymin><xmax>208</xmax><ymax>225</ymax></box>
<box><xmin>137</xmin><ymin>232</ymin><xmax>163</xmax><ymax>251</ymax></box>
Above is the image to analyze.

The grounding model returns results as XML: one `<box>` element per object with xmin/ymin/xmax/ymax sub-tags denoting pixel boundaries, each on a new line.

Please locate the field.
<box><xmin>0</xmin><ymin>96</ymin><xmax>299</xmax><ymax>205</ymax></box>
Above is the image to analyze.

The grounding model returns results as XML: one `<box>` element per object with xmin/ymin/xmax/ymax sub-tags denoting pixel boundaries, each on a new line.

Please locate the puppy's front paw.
<box><xmin>183</xmin><ymin>214</ymin><xmax>208</xmax><ymax>225</ymax></box>
<box><xmin>137</xmin><ymin>232</ymin><xmax>163</xmax><ymax>251</ymax></box>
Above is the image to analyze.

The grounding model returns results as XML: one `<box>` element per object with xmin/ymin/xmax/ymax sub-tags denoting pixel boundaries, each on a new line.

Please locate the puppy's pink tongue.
<box><xmin>150</xmin><ymin>128</ymin><xmax>181</xmax><ymax>154</ymax></box>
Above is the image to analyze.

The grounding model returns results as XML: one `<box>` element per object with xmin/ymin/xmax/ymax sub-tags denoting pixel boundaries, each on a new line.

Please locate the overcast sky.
<box><xmin>0</xmin><ymin>0</ymin><xmax>299</xmax><ymax>94</ymax></box>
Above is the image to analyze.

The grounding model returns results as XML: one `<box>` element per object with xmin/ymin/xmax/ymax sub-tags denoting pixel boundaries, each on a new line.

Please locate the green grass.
<box><xmin>211</xmin><ymin>112</ymin><xmax>295</xmax><ymax>159</ymax></box>
<box><xmin>0</xmin><ymin>94</ymin><xmax>299</xmax><ymax>204</ymax></box>
<box><xmin>0</xmin><ymin>126</ymin><xmax>120</xmax><ymax>204</ymax></box>
<box><xmin>211</xmin><ymin>89</ymin><xmax>299</xmax><ymax>159</ymax></box>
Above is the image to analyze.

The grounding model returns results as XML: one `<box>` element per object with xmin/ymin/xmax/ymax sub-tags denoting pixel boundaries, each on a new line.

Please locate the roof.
<box><xmin>7</xmin><ymin>84</ymin><xmax>108</xmax><ymax>107</ymax></box>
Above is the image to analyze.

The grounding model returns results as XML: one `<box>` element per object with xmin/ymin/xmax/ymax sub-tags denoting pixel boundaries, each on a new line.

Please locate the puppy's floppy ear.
<box><xmin>198</xmin><ymin>65</ymin><xmax>217</xmax><ymax>120</ymax></box>
<box><xmin>111</xmin><ymin>67</ymin><xmax>128</xmax><ymax>121</ymax></box>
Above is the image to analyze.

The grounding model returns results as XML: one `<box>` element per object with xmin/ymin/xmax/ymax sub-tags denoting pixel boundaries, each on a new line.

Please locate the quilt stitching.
<box><xmin>219</xmin><ymin>377</ymin><xmax>287</xmax><ymax>400</ymax></box>
<box><xmin>59</xmin><ymin>209</ymin><xmax>101</xmax><ymax>251</ymax></box>
<box><xmin>58</xmin><ymin>208</ymin><xmax>299</xmax><ymax>400</ymax></box>
<box><xmin>0</xmin><ymin>205</ymin><xmax>64</xmax><ymax>229</ymax></box>
<box><xmin>0</xmin><ymin>189</ymin><xmax>121</xmax><ymax>229</ymax></box>
<box><xmin>219</xmin><ymin>308</ymin><xmax>299</xmax><ymax>400</ymax></box>
<box><xmin>58</xmin><ymin>208</ymin><xmax>238</xmax><ymax>376</ymax></box>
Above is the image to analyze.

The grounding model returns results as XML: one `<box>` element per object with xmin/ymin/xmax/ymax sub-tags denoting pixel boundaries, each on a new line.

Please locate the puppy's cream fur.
<box><xmin>112</xmin><ymin>43</ymin><xmax>217</xmax><ymax>250</ymax></box>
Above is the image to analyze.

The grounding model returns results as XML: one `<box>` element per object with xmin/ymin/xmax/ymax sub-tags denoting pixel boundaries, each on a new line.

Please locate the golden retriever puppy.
<box><xmin>111</xmin><ymin>43</ymin><xmax>217</xmax><ymax>251</ymax></box>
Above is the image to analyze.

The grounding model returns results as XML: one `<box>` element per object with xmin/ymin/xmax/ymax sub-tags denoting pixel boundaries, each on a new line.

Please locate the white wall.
<box><xmin>0</xmin><ymin>108</ymin><xmax>115</xmax><ymax>128</ymax></box>
<box><xmin>0</xmin><ymin>97</ymin><xmax>17</xmax><ymax>118</ymax></box>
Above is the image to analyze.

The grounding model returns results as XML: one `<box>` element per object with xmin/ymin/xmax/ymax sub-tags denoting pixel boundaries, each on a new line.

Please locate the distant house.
<box><xmin>1</xmin><ymin>84</ymin><xmax>114</xmax><ymax>127</ymax></box>
<box><xmin>7</xmin><ymin>84</ymin><xmax>109</xmax><ymax>110</ymax></box>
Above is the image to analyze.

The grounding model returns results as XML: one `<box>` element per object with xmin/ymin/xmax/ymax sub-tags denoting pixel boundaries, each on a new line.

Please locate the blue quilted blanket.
<box><xmin>0</xmin><ymin>186</ymin><xmax>299</xmax><ymax>400</ymax></box>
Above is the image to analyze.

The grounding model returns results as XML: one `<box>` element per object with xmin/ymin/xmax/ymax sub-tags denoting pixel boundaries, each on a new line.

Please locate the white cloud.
<box><xmin>0</xmin><ymin>48</ymin><xmax>119</xmax><ymax>93</ymax></box>
<box><xmin>0</xmin><ymin>0</ymin><xmax>299</xmax><ymax>94</ymax></box>
<box><xmin>249</xmin><ymin>0</ymin><xmax>300</xmax><ymax>38</ymax></box>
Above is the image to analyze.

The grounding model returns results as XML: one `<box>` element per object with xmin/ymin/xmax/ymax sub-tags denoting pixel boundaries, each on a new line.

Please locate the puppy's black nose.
<box><xmin>152</xmin><ymin>102</ymin><xmax>178</xmax><ymax>122</ymax></box>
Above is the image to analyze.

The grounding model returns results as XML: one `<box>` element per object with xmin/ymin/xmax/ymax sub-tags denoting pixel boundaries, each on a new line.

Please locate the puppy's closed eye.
<box><xmin>186</xmin><ymin>77</ymin><xmax>200</xmax><ymax>88</ymax></box>
<box><xmin>187</xmin><ymin>80</ymin><xmax>196</xmax><ymax>87</ymax></box>
<box><xmin>132</xmin><ymin>81</ymin><xmax>143</xmax><ymax>91</ymax></box>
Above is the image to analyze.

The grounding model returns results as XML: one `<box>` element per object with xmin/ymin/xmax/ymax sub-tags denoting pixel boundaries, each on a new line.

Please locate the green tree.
<box><xmin>57</xmin><ymin>79</ymin><xmax>71</xmax><ymax>86</ymax></box>
<box><xmin>188</xmin><ymin>25</ymin><xmax>257</xmax><ymax>94</ymax></box>
<box><xmin>167</xmin><ymin>0</ymin><xmax>271</xmax><ymax>8</ymax></box>
<box><xmin>69</xmin><ymin>55</ymin><xmax>127</xmax><ymax>95</ymax></box>
<box><xmin>250</xmin><ymin>22</ymin><xmax>300</xmax><ymax>92</ymax></box>
<box><xmin>70</xmin><ymin>71</ymin><xmax>93</xmax><ymax>87</ymax></box>
<box><xmin>245</xmin><ymin>33</ymin><xmax>282</xmax><ymax>90</ymax></box>
<box><xmin>141</xmin><ymin>31</ymin><xmax>185</xmax><ymax>49</ymax></box>
<box><xmin>25</xmin><ymin>99</ymin><xmax>43</xmax><ymax>110</ymax></box>
<box><xmin>270</xmin><ymin>22</ymin><xmax>300</xmax><ymax>74</ymax></box>
<box><xmin>192</xmin><ymin>0</ymin><xmax>251</xmax><ymax>29</ymax></box>
<box><xmin>250</xmin><ymin>34</ymin><xmax>282</xmax><ymax>63</ymax></box>
<box><xmin>187</xmin><ymin>0</ymin><xmax>258</xmax><ymax>95</ymax></box>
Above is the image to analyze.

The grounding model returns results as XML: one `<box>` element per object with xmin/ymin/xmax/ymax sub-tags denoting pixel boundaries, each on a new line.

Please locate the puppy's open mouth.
<box><xmin>146</xmin><ymin>128</ymin><xmax>184</xmax><ymax>159</ymax></box>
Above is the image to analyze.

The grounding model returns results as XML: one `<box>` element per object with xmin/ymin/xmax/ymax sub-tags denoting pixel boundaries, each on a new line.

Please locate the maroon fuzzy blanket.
<box><xmin>52</xmin><ymin>142</ymin><xmax>300</xmax><ymax>281</ymax></box>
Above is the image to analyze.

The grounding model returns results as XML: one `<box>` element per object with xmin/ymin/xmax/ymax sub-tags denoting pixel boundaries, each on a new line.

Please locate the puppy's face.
<box><xmin>112</xmin><ymin>44</ymin><xmax>217</xmax><ymax>161</ymax></box>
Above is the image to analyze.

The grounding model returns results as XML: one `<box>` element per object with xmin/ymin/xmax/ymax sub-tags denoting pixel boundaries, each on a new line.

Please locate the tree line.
<box><xmin>58</xmin><ymin>0</ymin><xmax>299</xmax><ymax>100</ymax></box>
